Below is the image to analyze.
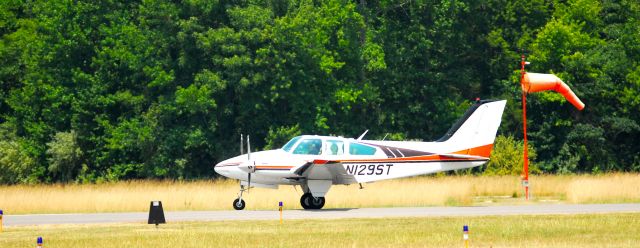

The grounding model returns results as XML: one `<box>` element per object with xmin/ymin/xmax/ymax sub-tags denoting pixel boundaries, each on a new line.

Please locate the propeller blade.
<box><xmin>240</xmin><ymin>133</ymin><xmax>243</xmax><ymax>155</ymax></box>
<box><xmin>247</xmin><ymin>135</ymin><xmax>251</xmax><ymax>160</ymax></box>
<box><xmin>246</xmin><ymin>134</ymin><xmax>252</xmax><ymax>192</ymax></box>
<box><xmin>247</xmin><ymin>172</ymin><xmax>251</xmax><ymax>192</ymax></box>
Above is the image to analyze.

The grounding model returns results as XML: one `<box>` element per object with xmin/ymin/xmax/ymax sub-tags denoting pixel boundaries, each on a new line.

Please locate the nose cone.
<box><xmin>214</xmin><ymin>161</ymin><xmax>222</xmax><ymax>174</ymax></box>
<box><xmin>214</xmin><ymin>157</ymin><xmax>242</xmax><ymax>178</ymax></box>
<box><xmin>214</xmin><ymin>160</ymin><xmax>228</xmax><ymax>176</ymax></box>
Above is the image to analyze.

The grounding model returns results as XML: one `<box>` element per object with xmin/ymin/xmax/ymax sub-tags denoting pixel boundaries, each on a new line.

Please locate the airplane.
<box><xmin>214</xmin><ymin>99</ymin><xmax>507</xmax><ymax>210</ymax></box>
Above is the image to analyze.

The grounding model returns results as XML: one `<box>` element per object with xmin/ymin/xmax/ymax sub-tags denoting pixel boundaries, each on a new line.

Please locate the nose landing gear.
<box><xmin>233</xmin><ymin>185</ymin><xmax>247</xmax><ymax>210</ymax></box>
<box><xmin>233</xmin><ymin>198</ymin><xmax>245</xmax><ymax>210</ymax></box>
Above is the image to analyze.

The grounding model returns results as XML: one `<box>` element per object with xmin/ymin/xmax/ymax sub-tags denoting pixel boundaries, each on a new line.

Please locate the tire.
<box><xmin>233</xmin><ymin>198</ymin><xmax>245</xmax><ymax>210</ymax></box>
<box><xmin>300</xmin><ymin>193</ymin><xmax>325</xmax><ymax>210</ymax></box>
<box><xmin>300</xmin><ymin>193</ymin><xmax>312</xmax><ymax>209</ymax></box>
<box><xmin>310</xmin><ymin>196</ymin><xmax>325</xmax><ymax>209</ymax></box>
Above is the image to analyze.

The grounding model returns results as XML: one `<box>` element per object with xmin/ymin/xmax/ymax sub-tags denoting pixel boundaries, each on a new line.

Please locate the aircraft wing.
<box><xmin>290</xmin><ymin>160</ymin><xmax>357</xmax><ymax>185</ymax></box>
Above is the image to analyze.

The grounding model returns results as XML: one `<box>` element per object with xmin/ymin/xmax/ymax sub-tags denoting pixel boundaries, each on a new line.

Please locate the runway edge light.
<box><xmin>37</xmin><ymin>236</ymin><xmax>43</xmax><ymax>248</ymax></box>
<box><xmin>279</xmin><ymin>201</ymin><xmax>283</xmax><ymax>224</ymax></box>
<box><xmin>463</xmin><ymin>225</ymin><xmax>469</xmax><ymax>248</ymax></box>
<box><xmin>0</xmin><ymin>209</ymin><xmax>3</xmax><ymax>233</ymax></box>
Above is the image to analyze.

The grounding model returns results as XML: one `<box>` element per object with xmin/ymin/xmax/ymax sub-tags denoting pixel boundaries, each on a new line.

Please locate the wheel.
<box><xmin>300</xmin><ymin>193</ymin><xmax>325</xmax><ymax>210</ymax></box>
<box><xmin>300</xmin><ymin>193</ymin><xmax>309</xmax><ymax>209</ymax></box>
<box><xmin>310</xmin><ymin>196</ymin><xmax>325</xmax><ymax>209</ymax></box>
<box><xmin>233</xmin><ymin>198</ymin><xmax>245</xmax><ymax>210</ymax></box>
<box><xmin>300</xmin><ymin>193</ymin><xmax>311</xmax><ymax>209</ymax></box>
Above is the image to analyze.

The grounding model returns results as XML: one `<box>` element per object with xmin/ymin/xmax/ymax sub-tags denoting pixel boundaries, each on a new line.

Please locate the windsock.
<box><xmin>521</xmin><ymin>72</ymin><xmax>585</xmax><ymax>110</ymax></box>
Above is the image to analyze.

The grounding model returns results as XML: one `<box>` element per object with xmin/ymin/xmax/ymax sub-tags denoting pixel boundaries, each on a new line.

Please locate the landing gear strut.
<box><xmin>300</xmin><ymin>193</ymin><xmax>325</xmax><ymax>210</ymax></box>
<box><xmin>233</xmin><ymin>185</ymin><xmax>247</xmax><ymax>210</ymax></box>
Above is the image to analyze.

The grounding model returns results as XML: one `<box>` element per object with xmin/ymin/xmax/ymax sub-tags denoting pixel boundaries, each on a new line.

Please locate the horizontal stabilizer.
<box><xmin>437</xmin><ymin>153</ymin><xmax>489</xmax><ymax>160</ymax></box>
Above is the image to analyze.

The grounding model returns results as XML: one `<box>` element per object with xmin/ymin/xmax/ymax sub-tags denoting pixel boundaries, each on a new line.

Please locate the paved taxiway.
<box><xmin>4</xmin><ymin>203</ymin><xmax>639</xmax><ymax>226</ymax></box>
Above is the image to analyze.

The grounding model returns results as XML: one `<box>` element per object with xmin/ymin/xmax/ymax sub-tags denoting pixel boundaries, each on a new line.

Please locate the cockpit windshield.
<box><xmin>292</xmin><ymin>138</ymin><xmax>322</xmax><ymax>155</ymax></box>
<box><xmin>282</xmin><ymin>136</ymin><xmax>301</xmax><ymax>152</ymax></box>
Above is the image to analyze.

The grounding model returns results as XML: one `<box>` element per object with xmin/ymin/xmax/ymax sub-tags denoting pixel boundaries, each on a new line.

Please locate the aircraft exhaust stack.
<box><xmin>522</xmin><ymin>72</ymin><xmax>585</xmax><ymax>110</ymax></box>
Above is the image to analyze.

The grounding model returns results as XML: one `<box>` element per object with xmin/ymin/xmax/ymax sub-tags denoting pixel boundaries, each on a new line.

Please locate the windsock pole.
<box><xmin>521</xmin><ymin>54</ymin><xmax>530</xmax><ymax>200</ymax></box>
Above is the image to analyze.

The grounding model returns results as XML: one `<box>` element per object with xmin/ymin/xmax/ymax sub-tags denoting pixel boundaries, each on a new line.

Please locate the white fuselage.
<box><xmin>214</xmin><ymin>136</ymin><xmax>489</xmax><ymax>187</ymax></box>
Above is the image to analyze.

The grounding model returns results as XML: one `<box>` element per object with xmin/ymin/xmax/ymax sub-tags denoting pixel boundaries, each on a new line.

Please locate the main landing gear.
<box><xmin>231</xmin><ymin>184</ymin><xmax>326</xmax><ymax>210</ymax></box>
<box><xmin>233</xmin><ymin>185</ymin><xmax>247</xmax><ymax>210</ymax></box>
<box><xmin>300</xmin><ymin>193</ymin><xmax>325</xmax><ymax>210</ymax></box>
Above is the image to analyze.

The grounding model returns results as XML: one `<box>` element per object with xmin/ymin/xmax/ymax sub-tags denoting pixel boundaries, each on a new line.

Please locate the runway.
<box><xmin>4</xmin><ymin>203</ymin><xmax>640</xmax><ymax>226</ymax></box>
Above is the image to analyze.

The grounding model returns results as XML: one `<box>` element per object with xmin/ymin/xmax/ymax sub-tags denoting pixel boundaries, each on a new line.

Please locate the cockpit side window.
<box><xmin>282</xmin><ymin>136</ymin><xmax>301</xmax><ymax>152</ymax></box>
<box><xmin>292</xmin><ymin>138</ymin><xmax>322</xmax><ymax>155</ymax></box>
<box><xmin>325</xmin><ymin>140</ymin><xmax>344</xmax><ymax>155</ymax></box>
<box><xmin>349</xmin><ymin>143</ymin><xmax>377</xmax><ymax>155</ymax></box>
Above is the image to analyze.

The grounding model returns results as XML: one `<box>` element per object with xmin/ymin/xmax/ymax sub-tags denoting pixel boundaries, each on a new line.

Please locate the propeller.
<box><xmin>238</xmin><ymin>134</ymin><xmax>255</xmax><ymax>191</ymax></box>
<box><xmin>247</xmin><ymin>135</ymin><xmax>252</xmax><ymax>191</ymax></box>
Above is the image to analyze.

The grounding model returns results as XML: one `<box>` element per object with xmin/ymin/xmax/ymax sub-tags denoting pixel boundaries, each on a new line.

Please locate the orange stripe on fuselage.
<box><xmin>452</xmin><ymin>144</ymin><xmax>493</xmax><ymax>158</ymax></box>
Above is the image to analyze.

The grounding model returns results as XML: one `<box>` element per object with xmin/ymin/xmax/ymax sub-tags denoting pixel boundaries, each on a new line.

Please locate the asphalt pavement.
<box><xmin>3</xmin><ymin>203</ymin><xmax>639</xmax><ymax>226</ymax></box>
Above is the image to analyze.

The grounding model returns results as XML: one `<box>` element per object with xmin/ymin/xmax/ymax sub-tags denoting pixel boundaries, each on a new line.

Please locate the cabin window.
<box><xmin>325</xmin><ymin>140</ymin><xmax>344</xmax><ymax>155</ymax></box>
<box><xmin>349</xmin><ymin>143</ymin><xmax>377</xmax><ymax>155</ymax></box>
<box><xmin>292</xmin><ymin>139</ymin><xmax>322</xmax><ymax>155</ymax></box>
<box><xmin>282</xmin><ymin>136</ymin><xmax>301</xmax><ymax>152</ymax></box>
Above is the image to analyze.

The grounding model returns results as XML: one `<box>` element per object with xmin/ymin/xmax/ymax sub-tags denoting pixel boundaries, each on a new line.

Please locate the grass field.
<box><xmin>0</xmin><ymin>173</ymin><xmax>639</xmax><ymax>214</ymax></box>
<box><xmin>1</xmin><ymin>213</ymin><xmax>639</xmax><ymax>247</ymax></box>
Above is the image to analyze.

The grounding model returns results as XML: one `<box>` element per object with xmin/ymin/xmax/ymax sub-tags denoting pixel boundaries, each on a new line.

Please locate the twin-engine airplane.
<box><xmin>215</xmin><ymin>99</ymin><xmax>507</xmax><ymax>210</ymax></box>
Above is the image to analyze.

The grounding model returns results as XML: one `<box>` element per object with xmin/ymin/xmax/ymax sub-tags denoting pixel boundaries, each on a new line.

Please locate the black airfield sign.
<box><xmin>148</xmin><ymin>201</ymin><xmax>166</xmax><ymax>227</ymax></box>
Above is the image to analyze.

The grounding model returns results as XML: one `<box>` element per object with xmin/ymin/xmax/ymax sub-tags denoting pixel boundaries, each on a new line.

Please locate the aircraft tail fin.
<box><xmin>437</xmin><ymin>99</ymin><xmax>507</xmax><ymax>157</ymax></box>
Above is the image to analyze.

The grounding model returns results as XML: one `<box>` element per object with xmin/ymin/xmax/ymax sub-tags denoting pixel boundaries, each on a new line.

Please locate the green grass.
<box><xmin>1</xmin><ymin>213</ymin><xmax>639</xmax><ymax>247</ymax></box>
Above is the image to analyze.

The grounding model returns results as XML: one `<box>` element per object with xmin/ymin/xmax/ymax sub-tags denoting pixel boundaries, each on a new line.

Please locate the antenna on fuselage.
<box><xmin>357</xmin><ymin>130</ymin><xmax>369</xmax><ymax>141</ymax></box>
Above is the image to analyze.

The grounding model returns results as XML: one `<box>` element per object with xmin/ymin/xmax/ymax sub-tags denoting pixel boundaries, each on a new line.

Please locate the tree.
<box><xmin>46</xmin><ymin>131</ymin><xmax>83</xmax><ymax>182</ymax></box>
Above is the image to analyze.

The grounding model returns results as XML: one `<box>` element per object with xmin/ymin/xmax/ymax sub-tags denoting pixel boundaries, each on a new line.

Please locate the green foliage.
<box><xmin>264</xmin><ymin>125</ymin><xmax>301</xmax><ymax>150</ymax></box>
<box><xmin>0</xmin><ymin>123</ymin><xmax>37</xmax><ymax>184</ymax></box>
<box><xmin>0</xmin><ymin>0</ymin><xmax>639</xmax><ymax>183</ymax></box>
<box><xmin>484</xmin><ymin>135</ymin><xmax>539</xmax><ymax>176</ymax></box>
<box><xmin>46</xmin><ymin>130</ymin><xmax>83</xmax><ymax>182</ymax></box>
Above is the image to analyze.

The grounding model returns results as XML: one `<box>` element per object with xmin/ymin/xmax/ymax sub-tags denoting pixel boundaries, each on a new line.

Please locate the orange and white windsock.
<box><xmin>521</xmin><ymin>72</ymin><xmax>585</xmax><ymax>110</ymax></box>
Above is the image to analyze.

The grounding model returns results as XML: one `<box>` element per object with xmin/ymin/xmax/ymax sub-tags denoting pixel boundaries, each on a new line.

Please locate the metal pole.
<box><xmin>521</xmin><ymin>54</ymin><xmax>530</xmax><ymax>200</ymax></box>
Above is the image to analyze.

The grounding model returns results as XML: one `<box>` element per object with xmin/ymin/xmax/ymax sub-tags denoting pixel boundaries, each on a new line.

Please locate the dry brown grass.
<box><xmin>566</xmin><ymin>173</ymin><xmax>640</xmax><ymax>203</ymax></box>
<box><xmin>0</xmin><ymin>173</ymin><xmax>638</xmax><ymax>214</ymax></box>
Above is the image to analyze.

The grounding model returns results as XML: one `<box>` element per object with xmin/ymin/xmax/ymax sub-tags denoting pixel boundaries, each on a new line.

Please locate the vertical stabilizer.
<box><xmin>437</xmin><ymin>100</ymin><xmax>507</xmax><ymax>157</ymax></box>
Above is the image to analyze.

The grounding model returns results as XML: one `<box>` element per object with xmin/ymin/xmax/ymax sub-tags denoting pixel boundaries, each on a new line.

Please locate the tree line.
<box><xmin>0</xmin><ymin>0</ymin><xmax>638</xmax><ymax>183</ymax></box>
